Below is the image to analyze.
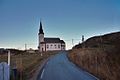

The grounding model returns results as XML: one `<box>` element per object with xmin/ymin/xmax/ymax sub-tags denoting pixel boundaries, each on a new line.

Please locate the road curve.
<box><xmin>37</xmin><ymin>51</ymin><xmax>98</xmax><ymax>80</ymax></box>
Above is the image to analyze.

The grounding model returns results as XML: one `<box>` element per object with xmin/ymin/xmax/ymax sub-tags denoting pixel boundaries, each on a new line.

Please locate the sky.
<box><xmin>0</xmin><ymin>0</ymin><xmax>120</xmax><ymax>50</ymax></box>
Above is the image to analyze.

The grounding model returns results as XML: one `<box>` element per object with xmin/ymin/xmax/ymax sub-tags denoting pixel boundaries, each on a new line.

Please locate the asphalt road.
<box><xmin>37</xmin><ymin>51</ymin><xmax>98</xmax><ymax>80</ymax></box>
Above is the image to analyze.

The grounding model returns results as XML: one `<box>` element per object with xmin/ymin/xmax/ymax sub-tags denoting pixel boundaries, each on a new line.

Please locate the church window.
<box><xmin>47</xmin><ymin>45</ymin><xmax>49</xmax><ymax>48</ymax></box>
<box><xmin>51</xmin><ymin>44</ymin><xmax>53</xmax><ymax>46</ymax></box>
<box><xmin>58</xmin><ymin>45</ymin><xmax>60</xmax><ymax>48</ymax></box>
<box><xmin>54</xmin><ymin>45</ymin><xmax>56</xmax><ymax>48</ymax></box>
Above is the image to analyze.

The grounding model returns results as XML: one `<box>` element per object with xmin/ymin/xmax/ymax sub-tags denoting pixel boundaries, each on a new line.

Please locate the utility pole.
<box><xmin>82</xmin><ymin>35</ymin><xmax>84</xmax><ymax>42</ymax></box>
<box><xmin>82</xmin><ymin>35</ymin><xmax>85</xmax><ymax>48</ymax></box>
<box><xmin>72</xmin><ymin>39</ymin><xmax>74</xmax><ymax>47</ymax></box>
<box><xmin>25</xmin><ymin>44</ymin><xmax>27</xmax><ymax>50</ymax></box>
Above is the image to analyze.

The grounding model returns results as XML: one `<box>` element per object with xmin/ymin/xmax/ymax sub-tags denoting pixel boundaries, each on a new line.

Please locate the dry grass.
<box><xmin>68</xmin><ymin>48</ymin><xmax>120</xmax><ymax>80</ymax></box>
<box><xmin>0</xmin><ymin>51</ymin><xmax>59</xmax><ymax>80</ymax></box>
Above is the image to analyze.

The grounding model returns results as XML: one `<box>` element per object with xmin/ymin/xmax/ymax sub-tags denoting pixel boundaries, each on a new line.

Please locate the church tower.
<box><xmin>38</xmin><ymin>21</ymin><xmax>44</xmax><ymax>52</ymax></box>
<box><xmin>39</xmin><ymin>21</ymin><xmax>44</xmax><ymax>42</ymax></box>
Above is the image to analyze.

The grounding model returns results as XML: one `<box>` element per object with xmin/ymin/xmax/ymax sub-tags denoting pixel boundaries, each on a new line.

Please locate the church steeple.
<box><xmin>39</xmin><ymin>21</ymin><xmax>44</xmax><ymax>34</ymax></box>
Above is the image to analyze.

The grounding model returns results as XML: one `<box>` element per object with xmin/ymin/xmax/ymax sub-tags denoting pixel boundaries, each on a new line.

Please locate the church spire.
<box><xmin>39</xmin><ymin>21</ymin><xmax>44</xmax><ymax>34</ymax></box>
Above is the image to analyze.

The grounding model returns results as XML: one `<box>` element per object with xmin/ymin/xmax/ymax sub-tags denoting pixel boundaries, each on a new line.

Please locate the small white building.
<box><xmin>27</xmin><ymin>48</ymin><xmax>35</xmax><ymax>53</ymax></box>
<box><xmin>38</xmin><ymin>21</ymin><xmax>65</xmax><ymax>52</ymax></box>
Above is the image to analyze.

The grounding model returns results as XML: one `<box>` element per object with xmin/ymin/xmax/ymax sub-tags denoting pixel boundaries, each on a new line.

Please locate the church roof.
<box><xmin>60</xmin><ymin>40</ymin><xmax>65</xmax><ymax>44</ymax></box>
<box><xmin>44</xmin><ymin>38</ymin><xmax>65</xmax><ymax>43</ymax></box>
<box><xmin>39</xmin><ymin>21</ymin><xmax>44</xmax><ymax>34</ymax></box>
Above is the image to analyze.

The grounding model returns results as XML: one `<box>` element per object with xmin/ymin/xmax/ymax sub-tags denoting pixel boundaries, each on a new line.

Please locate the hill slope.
<box><xmin>68</xmin><ymin>32</ymin><xmax>120</xmax><ymax>80</ymax></box>
<box><xmin>74</xmin><ymin>32</ymin><xmax>120</xmax><ymax>49</ymax></box>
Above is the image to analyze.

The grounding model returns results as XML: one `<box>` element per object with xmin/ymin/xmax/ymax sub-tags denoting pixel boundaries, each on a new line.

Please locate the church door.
<box><xmin>42</xmin><ymin>48</ymin><xmax>44</xmax><ymax>52</ymax></box>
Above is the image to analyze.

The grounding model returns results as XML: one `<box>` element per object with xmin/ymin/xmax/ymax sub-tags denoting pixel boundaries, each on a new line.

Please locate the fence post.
<box><xmin>8</xmin><ymin>50</ymin><xmax>10</xmax><ymax>66</ymax></box>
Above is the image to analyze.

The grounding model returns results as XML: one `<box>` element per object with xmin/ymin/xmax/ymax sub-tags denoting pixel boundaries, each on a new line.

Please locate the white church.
<box><xmin>38</xmin><ymin>21</ymin><xmax>66</xmax><ymax>52</ymax></box>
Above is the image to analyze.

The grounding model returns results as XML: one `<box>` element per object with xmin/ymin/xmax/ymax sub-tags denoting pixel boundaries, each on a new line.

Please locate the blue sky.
<box><xmin>0</xmin><ymin>0</ymin><xmax>120</xmax><ymax>50</ymax></box>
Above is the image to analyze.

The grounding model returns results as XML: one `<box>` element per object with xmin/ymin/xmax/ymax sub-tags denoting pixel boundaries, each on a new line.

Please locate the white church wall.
<box><xmin>39</xmin><ymin>34</ymin><xmax>44</xmax><ymax>42</ymax></box>
<box><xmin>40</xmin><ymin>44</ymin><xmax>46</xmax><ymax>52</ymax></box>
<box><xmin>46</xmin><ymin>43</ymin><xmax>62</xmax><ymax>51</ymax></box>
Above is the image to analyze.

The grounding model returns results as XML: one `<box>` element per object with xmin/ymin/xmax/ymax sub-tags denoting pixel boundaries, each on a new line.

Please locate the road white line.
<box><xmin>84</xmin><ymin>71</ymin><xmax>100</xmax><ymax>80</ymax></box>
<box><xmin>40</xmin><ymin>68</ymin><xmax>45</xmax><ymax>79</ymax></box>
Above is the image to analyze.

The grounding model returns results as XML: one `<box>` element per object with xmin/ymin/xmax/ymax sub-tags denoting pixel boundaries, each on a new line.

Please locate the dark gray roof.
<box><xmin>60</xmin><ymin>40</ymin><xmax>65</xmax><ymax>43</ymax></box>
<box><xmin>39</xmin><ymin>21</ymin><xmax>44</xmax><ymax>34</ymax></box>
<box><xmin>44</xmin><ymin>38</ymin><xmax>65</xmax><ymax>43</ymax></box>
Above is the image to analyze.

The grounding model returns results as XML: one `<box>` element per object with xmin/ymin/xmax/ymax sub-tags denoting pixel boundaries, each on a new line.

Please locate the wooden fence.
<box><xmin>0</xmin><ymin>62</ymin><xmax>9</xmax><ymax>80</ymax></box>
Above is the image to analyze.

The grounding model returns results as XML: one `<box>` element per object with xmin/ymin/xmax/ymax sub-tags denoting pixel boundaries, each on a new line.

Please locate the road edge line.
<box><xmin>40</xmin><ymin>68</ymin><xmax>45</xmax><ymax>79</ymax></box>
<box><xmin>84</xmin><ymin>71</ymin><xmax>100</xmax><ymax>80</ymax></box>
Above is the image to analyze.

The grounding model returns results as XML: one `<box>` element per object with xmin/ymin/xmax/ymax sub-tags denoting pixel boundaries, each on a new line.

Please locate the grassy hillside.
<box><xmin>68</xmin><ymin>32</ymin><xmax>120</xmax><ymax>80</ymax></box>
<box><xmin>73</xmin><ymin>32</ymin><xmax>120</xmax><ymax>49</ymax></box>
<box><xmin>0</xmin><ymin>51</ymin><xmax>59</xmax><ymax>80</ymax></box>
